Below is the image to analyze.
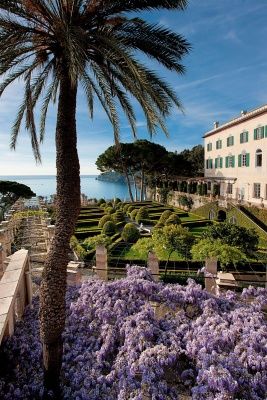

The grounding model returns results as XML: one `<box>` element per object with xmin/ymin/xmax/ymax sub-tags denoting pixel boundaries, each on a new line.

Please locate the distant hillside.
<box><xmin>96</xmin><ymin>171</ymin><xmax>126</xmax><ymax>183</ymax></box>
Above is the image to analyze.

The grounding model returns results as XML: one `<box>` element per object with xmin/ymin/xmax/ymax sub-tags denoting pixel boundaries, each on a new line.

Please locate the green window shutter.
<box><xmin>254</xmin><ymin>129</ymin><xmax>257</xmax><ymax>140</ymax></box>
<box><xmin>246</xmin><ymin>153</ymin><xmax>250</xmax><ymax>167</ymax></box>
<box><xmin>246</xmin><ymin>131</ymin><xmax>248</xmax><ymax>142</ymax></box>
<box><xmin>220</xmin><ymin>157</ymin><xmax>223</xmax><ymax>168</ymax></box>
<box><xmin>227</xmin><ymin>137</ymin><xmax>229</xmax><ymax>146</ymax></box>
<box><xmin>215</xmin><ymin>158</ymin><xmax>217</xmax><ymax>168</ymax></box>
<box><xmin>210</xmin><ymin>159</ymin><xmax>213</xmax><ymax>169</ymax></box>
<box><xmin>225</xmin><ymin>156</ymin><xmax>229</xmax><ymax>168</ymax></box>
<box><xmin>265</xmin><ymin>126</ymin><xmax>267</xmax><ymax>138</ymax></box>
<box><xmin>231</xmin><ymin>136</ymin><xmax>234</xmax><ymax>145</ymax></box>
<box><xmin>238</xmin><ymin>154</ymin><xmax>241</xmax><ymax>167</ymax></box>
<box><xmin>240</xmin><ymin>133</ymin><xmax>242</xmax><ymax>143</ymax></box>
<box><xmin>232</xmin><ymin>155</ymin><xmax>235</xmax><ymax>167</ymax></box>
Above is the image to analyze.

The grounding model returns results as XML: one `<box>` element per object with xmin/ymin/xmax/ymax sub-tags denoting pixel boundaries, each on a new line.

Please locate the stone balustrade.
<box><xmin>0</xmin><ymin>249</ymin><xmax>32</xmax><ymax>345</ymax></box>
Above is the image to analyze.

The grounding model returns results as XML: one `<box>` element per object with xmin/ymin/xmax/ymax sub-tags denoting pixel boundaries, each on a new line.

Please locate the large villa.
<box><xmin>204</xmin><ymin>103</ymin><xmax>267</xmax><ymax>207</ymax></box>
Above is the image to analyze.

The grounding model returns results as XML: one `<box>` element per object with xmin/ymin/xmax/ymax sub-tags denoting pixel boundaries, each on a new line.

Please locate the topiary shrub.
<box><xmin>130</xmin><ymin>209</ymin><xmax>138</xmax><ymax>220</ymax></box>
<box><xmin>97</xmin><ymin>198</ymin><xmax>106</xmax><ymax>206</ymax></box>
<box><xmin>165</xmin><ymin>213</ymin><xmax>181</xmax><ymax>226</ymax></box>
<box><xmin>105</xmin><ymin>206</ymin><xmax>115</xmax><ymax>214</ymax></box>
<box><xmin>159</xmin><ymin>210</ymin><xmax>172</xmax><ymax>223</ymax></box>
<box><xmin>98</xmin><ymin>214</ymin><xmax>112</xmax><ymax>228</ymax></box>
<box><xmin>123</xmin><ymin>204</ymin><xmax>131</xmax><ymax>213</ymax></box>
<box><xmin>136</xmin><ymin>206</ymin><xmax>149</xmax><ymax>223</ymax></box>
<box><xmin>127</xmin><ymin>205</ymin><xmax>135</xmax><ymax>214</ymax></box>
<box><xmin>154</xmin><ymin>222</ymin><xmax>164</xmax><ymax>229</ymax></box>
<box><xmin>121</xmin><ymin>223</ymin><xmax>140</xmax><ymax>243</ymax></box>
<box><xmin>112</xmin><ymin>211</ymin><xmax>125</xmax><ymax>223</ymax></box>
<box><xmin>83</xmin><ymin>234</ymin><xmax>112</xmax><ymax>250</ymax></box>
<box><xmin>114</xmin><ymin>198</ymin><xmax>121</xmax><ymax>204</ymax></box>
<box><xmin>102</xmin><ymin>221</ymin><xmax>117</xmax><ymax>236</ymax></box>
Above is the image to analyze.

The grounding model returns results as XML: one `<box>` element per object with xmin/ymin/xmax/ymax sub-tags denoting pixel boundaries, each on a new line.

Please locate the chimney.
<box><xmin>214</xmin><ymin>121</ymin><xmax>219</xmax><ymax>129</ymax></box>
<box><xmin>241</xmin><ymin>110</ymin><xmax>247</xmax><ymax>116</ymax></box>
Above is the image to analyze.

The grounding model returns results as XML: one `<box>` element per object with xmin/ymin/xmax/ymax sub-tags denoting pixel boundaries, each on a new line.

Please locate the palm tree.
<box><xmin>0</xmin><ymin>0</ymin><xmax>190</xmax><ymax>395</ymax></box>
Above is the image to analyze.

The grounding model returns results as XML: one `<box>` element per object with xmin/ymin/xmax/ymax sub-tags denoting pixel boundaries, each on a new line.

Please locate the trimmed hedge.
<box><xmin>75</xmin><ymin>230</ymin><xmax>102</xmax><ymax>240</ymax></box>
<box><xmin>121</xmin><ymin>223</ymin><xmax>140</xmax><ymax>243</ymax></box>
<box><xmin>102</xmin><ymin>221</ymin><xmax>117</xmax><ymax>236</ymax></box>
<box><xmin>165</xmin><ymin>213</ymin><xmax>181</xmax><ymax>226</ymax></box>
<box><xmin>159</xmin><ymin>210</ymin><xmax>172</xmax><ymax>223</ymax></box>
<box><xmin>136</xmin><ymin>206</ymin><xmax>149</xmax><ymax>223</ymax></box>
<box><xmin>76</xmin><ymin>219</ymin><xmax>100</xmax><ymax>228</ymax></box>
<box><xmin>98</xmin><ymin>214</ymin><xmax>112</xmax><ymax>228</ymax></box>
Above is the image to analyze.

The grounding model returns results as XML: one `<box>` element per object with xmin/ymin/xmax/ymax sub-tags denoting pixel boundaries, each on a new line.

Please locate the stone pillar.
<box><xmin>0</xmin><ymin>229</ymin><xmax>7</xmax><ymax>260</ymax></box>
<box><xmin>95</xmin><ymin>245</ymin><xmax>108</xmax><ymax>281</ymax></box>
<box><xmin>25</xmin><ymin>257</ymin><xmax>32</xmax><ymax>306</ymax></box>
<box><xmin>205</xmin><ymin>258</ymin><xmax>218</xmax><ymax>295</ymax></box>
<box><xmin>147</xmin><ymin>251</ymin><xmax>159</xmax><ymax>281</ymax></box>
<box><xmin>0</xmin><ymin>244</ymin><xmax>4</xmax><ymax>278</ymax></box>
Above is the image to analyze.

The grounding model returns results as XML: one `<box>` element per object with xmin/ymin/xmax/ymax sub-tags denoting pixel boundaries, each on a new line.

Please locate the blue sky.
<box><xmin>1</xmin><ymin>0</ymin><xmax>267</xmax><ymax>175</ymax></box>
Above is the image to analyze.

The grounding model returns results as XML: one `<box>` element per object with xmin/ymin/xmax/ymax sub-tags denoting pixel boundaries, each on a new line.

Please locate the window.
<box><xmin>225</xmin><ymin>155</ymin><xmax>235</xmax><ymax>168</ymax></box>
<box><xmin>216</xmin><ymin>139</ymin><xmax>222</xmax><ymax>149</ymax></box>
<box><xmin>227</xmin><ymin>136</ymin><xmax>234</xmax><ymax>146</ymax></box>
<box><xmin>240</xmin><ymin>131</ymin><xmax>248</xmax><ymax>143</ymax></box>
<box><xmin>253</xmin><ymin>183</ymin><xmax>261</xmax><ymax>198</ymax></box>
<box><xmin>256</xmin><ymin>149</ymin><xmax>262</xmax><ymax>167</ymax></box>
<box><xmin>254</xmin><ymin>127</ymin><xmax>264</xmax><ymax>140</ymax></box>
<box><xmin>206</xmin><ymin>159</ymin><xmax>213</xmax><ymax>169</ymax></box>
<box><xmin>226</xmin><ymin>183</ymin><xmax>233</xmax><ymax>194</ymax></box>
<box><xmin>215</xmin><ymin>157</ymin><xmax>223</xmax><ymax>168</ymax></box>
<box><xmin>207</xmin><ymin>142</ymin><xmax>212</xmax><ymax>151</ymax></box>
<box><xmin>238</xmin><ymin>153</ymin><xmax>250</xmax><ymax>167</ymax></box>
<box><xmin>207</xmin><ymin>182</ymin><xmax>211</xmax><ymax>190</ymax></box>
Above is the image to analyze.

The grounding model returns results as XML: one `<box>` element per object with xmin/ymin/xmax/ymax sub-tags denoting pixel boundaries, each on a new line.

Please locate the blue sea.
<box><xmin>0</xmin><ymin>175</ymin><xmax>137</xmax><ymax>201</ymax></box>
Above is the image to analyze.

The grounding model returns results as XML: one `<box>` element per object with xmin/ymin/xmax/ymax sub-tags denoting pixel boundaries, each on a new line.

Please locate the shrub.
<box><xmin>136</xmin><ymin>206</ymin><xmax>149</xmax><ymax>223</ymax></box>
<box><xmin>127</xmin><ymin>205</ymin><xmax>135</xmax><ymax>213</ymax></box>
<box><xmin>165</xmin><ymin>213</ymin><xmax>181</xmax><ymax>226</ymax></box>
<box><xmin>154</xmin><ymin>222</ymin><xmax>164</xmax><ymax>229</ymax></box>
<box><xmin>83</xmin><ymin>234</ymin><xmax>111</xmax><ymax>250</ymax></box>
<box><xmin>98</xmin><ymin>214</ymin><xmax>112</xmax><ymax>228</ymax></box>
<box><xmin>114</xmin><ymin>198</ymin><xmax>121</xmax><ymax>204</ymax></box>
<box><xmin>112</xmin><ymin>211</ymin><xmax>125</xmax><ymax>223</ymax></box>
<box><xmin>97</xmin><ymin>198</ymin><xmax>106</xmax><ymax>205</ymax></box>
<box><xmin>130</xmin><ymin>209</ymin><xmax>138</xmax><ymax>220</ymax></box>
<box><xmin>105</xmin><ymin>206</ymin><xmax>115</xmax><ymax>214</ymax></box>
<box><xmin>159</xmin><ymin>210</ymin><xmax>172</xmax><ymax>223</ymax></box>
<box><xmin>75</xmin><ymin>244</ymin><xmax>87</xmax><ymax>260</ymax></box>
<box><xmin>123</xmin><ymin>204</ymin><xmax>131</xmax><ymax>213</ymax></box>
<box><xmin>102</xmin><ymin>221</ymin><xmax>117</xmax><ymax>236</ymax></box>
<box><xmin>121</xmin><ymin>223</ymin><xmax>140</xmax><ymax>243</ymax></box>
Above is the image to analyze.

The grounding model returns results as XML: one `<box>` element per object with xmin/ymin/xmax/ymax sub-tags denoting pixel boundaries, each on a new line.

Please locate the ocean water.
<box><xmin>0</xmin><ymin>175</ymin><xmax>137</xmax><ymax>201</ymax></box>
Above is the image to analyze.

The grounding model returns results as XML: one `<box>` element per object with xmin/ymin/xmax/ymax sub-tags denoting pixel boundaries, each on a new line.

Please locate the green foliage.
<box><xmin>130</xmin><ymin>238</ymin><xmax>155</xmax><ymax>258</ymax></box>
<box><xmin>114</xmin><ymin>198</ymin><xmax>121</xmax><ymax>204</ymax></box>
<box><xmin>121</xmin><ymin>223</ymin><xmax>140</xmax><ymax>243</ymax></box>
<box><xmin>153</xmin><ymin>224</ymin><xmax>195</xmax><ymax>259</ymax></box>
<box><xmin>105</xmin><ymin>206</ymin><xmax>115</xmax><ymax>214</ymax></box>
<box><xmin>97</xmin><ymin>198</ymin><xmax>106</xmax><ymax>206</ymax></box>
<box><xmin>123</xmin><ymin>204</ymin><xmax>131</xmax><ymax>213</ymax></box>
<box><xmin>159</xmin><ymin>209</ymin><xmax>172</xmax><ymax>223</ymax></box>
<box><xmin>177</xmin><ymin>195</ymin><xmax>194</xmax><ymax>210</ymax></box>
<box><xmin>154</xmin><ymin>222</ymin><xmax>165</xmax><ymax>229</ymax></box>
<box><xmin>203</xmin><ymin>222</ymin><xmax>259</xmax><ymax>254</ymax></box>
<box><xmin>136</xmin><ymin>206</ymin><xmax>149</xmax><ymax>223</ymax></box>
<box><xmin>158</xmin><ymin>187</ymin><xmax>169</xmax><ymax>204</ymax></box>
<box><xmin>98</xmin><ymin>214</ymin><xmax>112</xmax><ymax>228</ymax></box>
<box><xmin>102</xmin><ymin>221</ymin><xmax>117</xmax><ymax>236</ymax></box>
<box><xmin>112</xmin><ymin>211</ymin><xmax>125</xmax><ymax>223</ymax></box>
<box><xmin>70</xmin><ymin>236</ymin><xmax>86</xmax><ymax>260</ymax></box>
<box><xmin>130</xmin><ymin>209</ymin><xmax>138</xmax><ymax>220</ymax></box>
<box><xmin>165</xmin><ymin>213</ymin><xmax>181</xmax><ymax>226</ymax></box>
<box><xmin>83</xmin><ymin>234</ymin><xmax>112</xmax><ymax>251</ymax></box>
<box><xmin>127</xmin><ymin>205</ymin><xmax>135</xmax><ymax>213</ymax></box>
<box><xmin>191</xmin><ymin>238</ymin><xmax>247</xmax><ymax>267</ymax></box>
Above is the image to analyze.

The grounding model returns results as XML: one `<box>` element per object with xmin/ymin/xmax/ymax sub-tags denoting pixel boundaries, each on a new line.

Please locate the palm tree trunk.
<box><xmin>40</xmin><ymin>72</ymin><xmax>80</xmax><ymax>396</ymax></box>
<box><xmin>140</xmin><ymin>168</ymin><xmax>145</xmax><ymax>201</ymax></box>
<box><xmin>130</xmin><ymin>169</ymin><xmax>138</xmax><ymax>201</ymax></box>
<box><xmin>122</xmin><ymin>164</ymin><xmax>134</xmax><ymax>202</ymax></box>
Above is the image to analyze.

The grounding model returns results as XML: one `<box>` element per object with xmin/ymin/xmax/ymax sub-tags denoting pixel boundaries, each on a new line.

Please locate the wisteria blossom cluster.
<box><xmin>0</xmin><ymin>266</ymin><xmax>267</xmax><ymax>399</ymax></box>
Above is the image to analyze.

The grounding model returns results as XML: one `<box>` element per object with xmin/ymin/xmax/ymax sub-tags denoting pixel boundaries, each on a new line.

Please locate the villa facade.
<box><xmin>204</xmin><ymin>104</ymin><xmax>267</xmax><ymax>207</ymax></box>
